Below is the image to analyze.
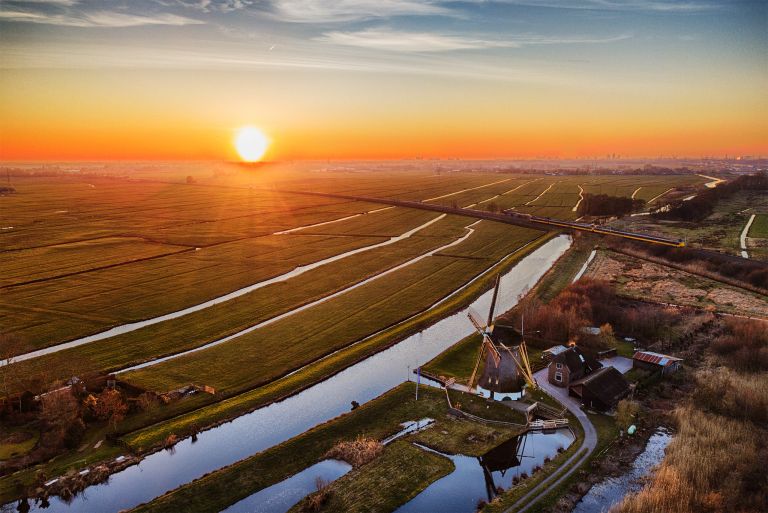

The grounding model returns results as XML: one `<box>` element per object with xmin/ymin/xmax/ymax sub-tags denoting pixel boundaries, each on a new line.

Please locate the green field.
<box><xmin>749</xmin><ymin>213</ymin><xmax>768</xmax><ymax>238</ymax></box>
<box><xmin>120</xmin><ymin>220</ymin><xmax>543</xmax><ymax>393</ymax></box>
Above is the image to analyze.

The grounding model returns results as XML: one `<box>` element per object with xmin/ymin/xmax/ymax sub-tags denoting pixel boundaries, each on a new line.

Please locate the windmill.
<box><xmin>467</xmin><ymin>275</ymin><xmax>537</xmax><ymax>397</ymax></box>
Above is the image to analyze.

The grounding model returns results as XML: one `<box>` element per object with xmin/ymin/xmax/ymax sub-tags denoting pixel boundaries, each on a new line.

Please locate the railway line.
<box><xmin>278</xmin><ymin>189</ymin><xmax>687</xmax><ymax>248</ymax></box>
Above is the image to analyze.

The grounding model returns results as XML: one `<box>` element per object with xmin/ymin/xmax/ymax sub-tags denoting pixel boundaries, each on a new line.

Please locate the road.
<box><xmin>740</xmin><ymin>214</ymin><xmax>756</xmax><ymax>258</ymax></box>
<box><xmin>503</xmin><ymin>367</ymin><xmax>597</xmax><ymax>513</ymax></box>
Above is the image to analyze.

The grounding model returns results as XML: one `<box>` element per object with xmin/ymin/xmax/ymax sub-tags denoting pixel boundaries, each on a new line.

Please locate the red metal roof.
<box><xmin>633</xmin><ymin>351</ymin><xmax>682</xmax><ymax>367</ymax></box>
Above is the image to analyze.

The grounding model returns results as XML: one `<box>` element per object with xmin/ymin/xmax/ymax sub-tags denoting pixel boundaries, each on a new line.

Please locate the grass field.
<box><xmin>749</xmin><ymin>213</ymin><xmax>768</xmax><ymax>238</ymax></box>
<box><xmin>120</xmin><ymin>221</ymin><xmax>543</xmax><ymax>394</ymax></box>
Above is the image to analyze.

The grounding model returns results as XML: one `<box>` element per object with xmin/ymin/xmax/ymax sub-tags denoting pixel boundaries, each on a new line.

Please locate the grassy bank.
<box><xmin>289</xmin><ymin>441</ymin><xmax>453</xmax><ymax>513</ymax></box>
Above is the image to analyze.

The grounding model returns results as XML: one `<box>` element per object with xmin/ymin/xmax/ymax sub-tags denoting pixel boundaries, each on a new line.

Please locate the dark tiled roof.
<box><xmin>552</xmin><ymin>346</ymin><xmax>602</xmax><ymax>374</ymax></box>
<box><xmin>571</xmin><ymin>366</ymin><xmax>630</xmax><ymax>407</ymax></box>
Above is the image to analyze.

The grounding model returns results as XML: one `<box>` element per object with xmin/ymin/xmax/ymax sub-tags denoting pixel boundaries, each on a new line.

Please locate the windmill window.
<box><xmin>555</xmin><ymin>372</ymin><xmax>563</xmax><ymax>382</ymax></box>
<box><xmin>556</xmin><ymin>363</ymin><xmax>563</xmax><ymax>370</ymax></box>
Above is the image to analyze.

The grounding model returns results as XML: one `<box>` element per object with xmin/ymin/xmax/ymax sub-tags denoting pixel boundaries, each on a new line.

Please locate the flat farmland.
<box><xmin>120</xmin><ymin>219</ymin><xmax>543</xmax><ymax>393</ymax></box>
<box><xmin>6</xmin><ymin>214</ymin><xmax>488</xmax><ymax>384</ymax></box>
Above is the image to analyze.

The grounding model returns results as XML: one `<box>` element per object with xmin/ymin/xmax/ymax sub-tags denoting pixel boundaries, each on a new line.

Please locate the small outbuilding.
<box><xmin>632</xmin><ymin>351</ymin><xmax>683</xmax><ymax>376</ymax></box>
<box><xmin>568</xmin><ymin>366</ymin><xmax>630</xmax><ymax>411</ymax></box>
<box><xmin>547</xmin><ymin>346</ymin><xmax>602</xmax><ymax>388</ymax></box>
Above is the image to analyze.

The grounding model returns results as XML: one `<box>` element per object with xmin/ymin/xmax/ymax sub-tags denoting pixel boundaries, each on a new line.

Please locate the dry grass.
<box><xmin>325</xmin><ymin>436</ymin><xmax>383</xmax><ymax>468</ymax></box>
<box><xmin>693</xmin><ymin>366</ymin><xmax>768</xmax><ymax>424</ymax></box>
<box><xmin>615</xmin><ymin>405</ymin><xmax>767</xmax><ymax>513</ymax></box>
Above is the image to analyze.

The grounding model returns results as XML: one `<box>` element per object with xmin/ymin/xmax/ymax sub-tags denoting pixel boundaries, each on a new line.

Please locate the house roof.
<box><xmin>633</xmin><ymin>351</ymin><xmax>683</xmax><ymax>367</ymax></box>
<box><xmin>543</xmin><ymin>345</ymin><xmax>569</xmax><ymax>356</ymax></box>
<box><xmin>570</xmin><ymin>366</ymin><xmax>630</xmax><ymax>407</ymax></box>
<box><xmin>551</xmin><ymin>346</ymin><xmax>602</xmax><ymax>374</ymax></box>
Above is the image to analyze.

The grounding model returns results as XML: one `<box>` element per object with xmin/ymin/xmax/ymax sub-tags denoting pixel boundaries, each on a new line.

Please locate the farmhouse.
<box><xmin>633</xmin><ymin>351</ymin><xmax>683</xmax><ymax>376</ymax></box>
<box><xmin>547</xmin><ymin>346</ymin><xmax>602</xmax><ymax>387</ymax></box>
<box><xmin>568</xmin><ymin>366</ymin><xmax>630</xmax><ymax>411</ymax></box>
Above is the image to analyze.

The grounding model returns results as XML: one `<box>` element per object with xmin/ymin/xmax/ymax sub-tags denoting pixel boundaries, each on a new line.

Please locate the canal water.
<box><xmin>396</xmin><ymin>429</ymin><xmax>575</xmax><ymax>513</ymax></box>
<box><xmin>220</xmin><ymin>459</ymin><xmax>352</xmax><ymax>513</ymax></box>
<box><xmin>16</xmin><ymin>235</ymin><xmax>571</xmax><ymax>513</ymax></box>
<box><xmin>571</xmin><ymin>428</ymin><xmax>673</xmax><ymax>513</ymax></box>
<box><xmin>222</xmin><ymin>418</ymin><xmax>435</xmax><ymax>513</ymax></box>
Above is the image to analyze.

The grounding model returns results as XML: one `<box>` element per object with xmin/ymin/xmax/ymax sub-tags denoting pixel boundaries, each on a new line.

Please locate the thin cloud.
<box><xmin>0</xmin><ymin>10</ymin><xmax>206</xmax><ymax>27</ymax></box>
<box><xmin>266</xmin><ymin>0</ymin><xmax>453</xmax><ymax>23</ymax></box>
<box><xmin>494</xmin><ymin>1</ymin><xmax>720</xmax><ymax>13</ymax></box>
<box><xmin>317</xmin><ymin>28</ymin><xmax>632</xmax><ymax>52</ymax></box>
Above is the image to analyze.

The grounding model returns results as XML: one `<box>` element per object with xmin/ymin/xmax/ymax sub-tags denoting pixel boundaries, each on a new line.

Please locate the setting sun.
<box><xmin>235</xmin><ymin>126</ymin><xmax>269</xmax><ymax>162</ymax></box>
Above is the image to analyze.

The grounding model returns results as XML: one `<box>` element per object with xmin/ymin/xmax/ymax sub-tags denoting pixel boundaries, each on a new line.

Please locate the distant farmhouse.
<box><xmin>633</xmin><ymin>351</ymin><xmax>683</xmax><ymax>376</ymax></box>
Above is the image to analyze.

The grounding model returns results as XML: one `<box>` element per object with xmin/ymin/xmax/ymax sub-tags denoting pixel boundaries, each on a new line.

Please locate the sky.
<box><xmin>0</xmin><ymin>0</ymin><xmax>766</xmax><ymax>161</ymax></box>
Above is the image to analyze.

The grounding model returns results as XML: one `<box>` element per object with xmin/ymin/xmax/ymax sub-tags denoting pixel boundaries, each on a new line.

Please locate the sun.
<box><xmin>234</xmin><ymin>126</ymin><xmax>270</xmax><ymax>162</ymax></box>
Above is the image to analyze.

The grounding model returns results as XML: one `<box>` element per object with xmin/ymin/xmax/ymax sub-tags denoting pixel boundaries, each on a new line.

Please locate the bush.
<box><xmin>325</xmin><ymin>436</ymin><xmax>383</xmax><ymax>468</ymax></box>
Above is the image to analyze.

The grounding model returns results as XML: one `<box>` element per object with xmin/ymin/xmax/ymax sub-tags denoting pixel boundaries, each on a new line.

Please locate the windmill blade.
<box><xmin>467</xmin><ymin>311</ymin><xmax>486</xmax><ymax>335</ymax></box>
<box><xmin>487</xmin><ymin>274</ymin><xmax>501</xmax><ymax>327</ymax></box>
<box><xmin>484</xmin><ymin>338</ymin><xmax>501</xmax><ymax>367</ymax></box>
<box><xmin>468</xmin><ymin>338</ymin><xmax>487</xmax><ymax>392</ymax></box>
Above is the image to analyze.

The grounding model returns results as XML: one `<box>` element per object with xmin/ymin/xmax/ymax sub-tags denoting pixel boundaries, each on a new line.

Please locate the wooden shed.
<box><xmin>632</xmin><ymin>351</ymin><xmax>683</xmax><ymax>376</ymax></box>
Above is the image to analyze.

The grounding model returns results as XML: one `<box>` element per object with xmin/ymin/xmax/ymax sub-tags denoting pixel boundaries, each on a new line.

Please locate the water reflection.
<box><xmin>396</xmin><ymin>428</ymin><xmax>575</xmax><ymax>513</ymax></box>
<box><xmin>221</xmin><ymin>459</ymin><xmax>351</xmax><ymax>513</ymax></box>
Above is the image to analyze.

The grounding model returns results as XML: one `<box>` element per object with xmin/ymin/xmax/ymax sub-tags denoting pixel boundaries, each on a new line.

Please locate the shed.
<box><xmin>632</xmin><ymin>351</ymin><xmax>683</xmax><ymax>376</ymax></box>
<box><xmin>569</xmin><ymin>366</ymin><xmax>630</xmax><ymax>411</ymax></box>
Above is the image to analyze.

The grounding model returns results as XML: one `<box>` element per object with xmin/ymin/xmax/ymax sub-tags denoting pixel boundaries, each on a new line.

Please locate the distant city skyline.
<box><xmin>1</xmin><ymin>0</ymin><xmax>766</xmax><ymax>160</ymax></box>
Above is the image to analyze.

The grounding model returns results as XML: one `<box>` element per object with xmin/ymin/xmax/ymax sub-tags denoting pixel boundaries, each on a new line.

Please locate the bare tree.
<box><xmin>94</xmin><ymin>389</ymin><xmax>128</xmax><ymax>430</ymax></box>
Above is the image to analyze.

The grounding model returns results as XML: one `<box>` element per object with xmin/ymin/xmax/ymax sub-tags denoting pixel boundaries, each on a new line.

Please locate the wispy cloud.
<box><xmin>495</xmin><ymin>1</ymin><xmax>720</xmax><ymax>13</ymax></box>
<box><xmin>317</xmin><ymin>28</ymin><xmax>632</xmax><ymax>52</ymax></box>
<box><xmin>0</xmin><ymin>9</ymin><xmax>205</xmax><ymax>27</ymax></box>
<box><xmin>266</xmin><ymin>0</ymin><xmax>454</xmax><ymax>23</ymax></box>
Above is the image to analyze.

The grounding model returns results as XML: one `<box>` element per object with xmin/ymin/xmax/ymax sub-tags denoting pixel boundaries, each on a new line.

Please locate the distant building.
<box><xmin>633</xmin><ymin>351</ymin><xmax>683</xmax><ymax>376</ymax></box>
<box><xmin>547</xmin><ymin>346</ymin><xmax>602</xmax><ymax>387</ymax></box>
<box><xmin>569</xmin><ymin>366</ymin><xmax>630</xmax><ymax>411</ymax></box>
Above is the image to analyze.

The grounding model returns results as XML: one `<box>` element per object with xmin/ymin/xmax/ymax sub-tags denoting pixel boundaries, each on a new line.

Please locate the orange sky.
<box><xmin>1</xmin><ymin>1</ymin><xmax>766</xmax><ymax>160</ymax></box>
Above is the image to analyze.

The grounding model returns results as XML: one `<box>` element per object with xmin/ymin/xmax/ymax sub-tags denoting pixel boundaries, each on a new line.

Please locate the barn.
<box><xmin>632</xmin><ymin>351</ymin><xmax>683</xmax><ymax>376</ymax></box>
<box><xmin>568</xmin><ymin>366</ymin><xmax>630</xmax><ymax>411</ymax></box>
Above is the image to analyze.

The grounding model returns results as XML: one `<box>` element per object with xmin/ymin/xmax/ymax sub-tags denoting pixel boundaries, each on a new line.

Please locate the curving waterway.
<box><xmin>15</xmin><ymin>235</ymin><xmax>571</xmax><ymax>513</ymax></box>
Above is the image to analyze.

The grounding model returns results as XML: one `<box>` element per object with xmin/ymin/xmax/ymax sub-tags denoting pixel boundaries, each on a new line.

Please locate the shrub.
<box><xmin>325</xmin><ymin>436</ymin><xmax>383</xmax><ymax>468</ymax></box>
